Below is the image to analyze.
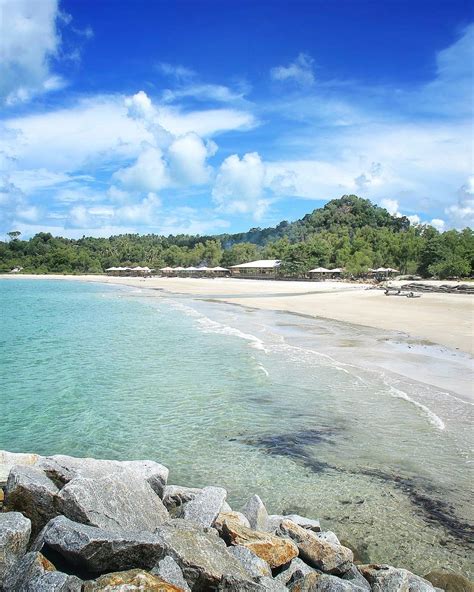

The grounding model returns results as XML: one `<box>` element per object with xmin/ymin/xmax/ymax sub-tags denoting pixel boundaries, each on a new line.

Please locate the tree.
<box><xmin>428</xmin><ymin>254</ymin><xmax>471</xmax><ymax>279</ymax></box>
<box><xmin>7</xmin><ymin>231</ymin><xmax>21</xmax><ymax>241</ymax></box>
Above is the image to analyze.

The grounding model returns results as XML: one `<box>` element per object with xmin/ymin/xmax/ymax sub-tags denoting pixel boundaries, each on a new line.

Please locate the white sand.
<box><xmin>2</xmin><ymin>274</ymin><xmax>473</xmax><ymax>355</ymax></box>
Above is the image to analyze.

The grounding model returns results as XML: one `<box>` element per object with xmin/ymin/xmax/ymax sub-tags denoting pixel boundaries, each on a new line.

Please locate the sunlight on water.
<box><xmin>0</xmin><ymin>279</ymin><xmax>472</xmax><ymax>577</ymax></box>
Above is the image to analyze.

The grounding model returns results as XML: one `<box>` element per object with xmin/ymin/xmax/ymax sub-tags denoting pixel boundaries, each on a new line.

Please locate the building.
<box><xmin>230</xmin><ymin>259</ymin><xmax>281</xmax><ymax>279</ymax></box>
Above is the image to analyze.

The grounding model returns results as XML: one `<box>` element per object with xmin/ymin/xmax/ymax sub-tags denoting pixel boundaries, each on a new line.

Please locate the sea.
<box><xmin>0</xmin><ymin>278</ymin><xmax>472</xmax><ymax>576</ymax></box>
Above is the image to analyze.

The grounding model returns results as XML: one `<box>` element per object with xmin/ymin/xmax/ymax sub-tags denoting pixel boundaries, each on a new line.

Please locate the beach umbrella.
<box><xmin>196</xmin><ymin>266</ymin><xmax>209</xmax><ymax>271</ymax></box>
<box><xmin>185</xmin><ymin>266</ymin><xmax>198</xmax><ymax>271</ymax></box>
<box><xmin>173</xmin><ymin>266</ymin><xmax>185</xmax><ymax>271</ymax></box>
<box><xmin>329</xmin><ymin>268</ymin><xmax>343</xmax><ymax>273</ymax></box>
<box><xmin>160</xmin><ymin>267</ymin><xmax>174</xmax><ymax>272</ymax></box>
<box><xmin>210</xmin><ymin>266</ymin><xmax>229</xmax><ymax>271</ymax></box>
<box><xmin>308</xmin><ymin>267</ymin><xmax>331</xmax><ymax>273</ymax></box>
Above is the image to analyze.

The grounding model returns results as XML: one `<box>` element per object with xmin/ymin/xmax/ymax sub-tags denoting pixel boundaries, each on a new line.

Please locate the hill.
<box><xmin>0</xmin><ymin>195</ymin><xmax>472</xmax><ymax>279</ymax></box>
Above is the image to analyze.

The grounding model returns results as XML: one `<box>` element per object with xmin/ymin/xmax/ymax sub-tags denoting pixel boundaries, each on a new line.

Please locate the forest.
<box><xmin>1</xmin><ymin>195</ymin><xmax>472</xmax><ymax>279</ymax></box>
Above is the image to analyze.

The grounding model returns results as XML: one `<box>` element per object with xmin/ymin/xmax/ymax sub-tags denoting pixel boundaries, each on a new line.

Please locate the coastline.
<box><xmin>2</xmin><ymin>273</ymin><xmax>473</xmax><ymax>355</ymax></box>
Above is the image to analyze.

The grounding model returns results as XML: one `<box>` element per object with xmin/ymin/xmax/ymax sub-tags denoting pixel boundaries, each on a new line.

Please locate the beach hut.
<box><xmin>160</xmin><ymin>266</ymin><xmax>174</xmax><ymax>274</ymax></box>
<box><xmin>209</xmin><ymin>266</ymin><xmax>230</xmax><ymax>276</ymax></box>
<box><xmin>230</xmin><ymin>259</ymin><xmax>281</xmax><ymax>279</ymax></box>
<box><xmin>307</xmin><ymin>267</ymin><xmax>332</xmax><ymax>280</ymax></box>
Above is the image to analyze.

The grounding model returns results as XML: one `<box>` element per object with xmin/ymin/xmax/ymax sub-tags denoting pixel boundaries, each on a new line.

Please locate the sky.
<box><xmin>0</xmin><ymin>0</ymin><xmax>473</xmax><ymax>239</ymax></box>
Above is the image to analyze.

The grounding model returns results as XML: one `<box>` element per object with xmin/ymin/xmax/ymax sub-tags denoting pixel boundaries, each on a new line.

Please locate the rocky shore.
<box><xmin>0</xmin><ymin>451</ymin><xmax>471</xmax><ymax>592</ymax></box>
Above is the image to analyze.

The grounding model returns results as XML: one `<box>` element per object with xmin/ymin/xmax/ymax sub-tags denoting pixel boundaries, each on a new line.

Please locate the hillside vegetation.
<box><xmin>1</xmin><ymin>195</ymin><xmax>472</xmax><ymax>279</ymax></box>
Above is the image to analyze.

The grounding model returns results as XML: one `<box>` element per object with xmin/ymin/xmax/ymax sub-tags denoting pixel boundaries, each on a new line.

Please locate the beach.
<box><xmin>3</xmin><ymin>274</ymin><xmax>473</xmax><ymax>355</ymax></box>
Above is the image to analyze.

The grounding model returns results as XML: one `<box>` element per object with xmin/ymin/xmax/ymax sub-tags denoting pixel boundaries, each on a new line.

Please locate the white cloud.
<box><xmin>213</xmin><ymin>152</ymin><xmax>270</xmax><ymax>218</ymax></box>
<box><xmin>271</xmin><ymin>53</ymin><xmax>315</xmax><ymax>86</ymax></box>
<box><xmin>113</xmin><ymin>145</ymin><xmax>169</xmax><ymax>192</ymax></box>
<box><xmin>162</xmin><ymin>84</ymin><xmax>245</xmax><ymax>104</ymax></box>
<box><xmin>430</xmin><ymin>218</ymin><xmax>446</xmax><ymax>232</ymax></box>
<box><xmin>0</xmin><ymin>176</ymin><xmax>40</xmax><ymax>227</ymax></box>
<box><xmin>408</xmin><ymin>214</ymin><xmax>421</xmax><ymax>225</ymax></box>
<box><xmin>168</xmin><ymin>133</ymin><xmax>216</xmax><ymax>185</ymax></box>
<box><xmin>380</xmin><ymin>198</ymin><xmax>402</xmax><ymax>217</ymax></box>
<box><xmin>158</xmin><ymin>62</ymin><xmax>196</xmax><ymax>80</ymax></box>
<box><xmin>0</xmin><ymin>0</ymin><xmax>65</xmax><ymax>105</ymax></box>
<box><xmin>444</xmin><ymin>177</ymin><xmax>474</xmax><ymax>228</ymax></box>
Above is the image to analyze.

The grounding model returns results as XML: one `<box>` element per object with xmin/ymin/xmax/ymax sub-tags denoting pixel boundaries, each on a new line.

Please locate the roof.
<box><xmin>230</xmin><ymin>259</ymin><xmax>281</xmax><ymax>269</ymax></box>
<box><xmin>308</xmin><ymin>267</ymin><xmax>331</xmax><ymax>273</ymax></box>
<box><xmin>210</xmin><ymin>266</ymin><xmax>229</xmax><ymax>271</ymax></box>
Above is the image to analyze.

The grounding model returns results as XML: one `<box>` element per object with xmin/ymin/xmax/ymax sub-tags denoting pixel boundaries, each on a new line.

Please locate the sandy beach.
<box><xmin>2</xmin><ymin>274</ymin><xmax>473</xmax><ymax>355</ymax></box>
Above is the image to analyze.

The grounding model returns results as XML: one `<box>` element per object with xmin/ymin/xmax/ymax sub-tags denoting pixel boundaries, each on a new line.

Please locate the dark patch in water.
<box><xmin>237</xmin><ymin>428</ymin><xmax>473</xmax><ymax>544</ymax></box>
<box><xmin>239</xmin><ymin>428</ymin><xmax>339</xmax><ymax>473</ymax></box>
<box><xmin>358</xmin><ymin>468</ymin><xmax>474</xmax><ymax>544</ymax></box>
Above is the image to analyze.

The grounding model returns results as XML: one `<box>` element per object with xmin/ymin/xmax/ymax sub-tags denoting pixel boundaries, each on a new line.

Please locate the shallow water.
<box><xmin>0</xmin><ymin>279</ymin><xmax>473</xmax><ymax>576</ymax></box>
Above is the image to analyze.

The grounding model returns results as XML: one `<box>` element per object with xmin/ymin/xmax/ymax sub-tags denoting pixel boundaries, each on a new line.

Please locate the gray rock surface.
<box><xmin>4</xmin><ymin>465</ymin><xmax>59</xmax><ymax>536</ymax></box>
<box><xmin>155</xmin><ymin>519</ymin><xmax>253</xmax><ymax>590</ymax></box>
<box><xmin>23</xmin><ymin>570</ymin><xmax>83</xmax><ymax>591</ymax></box>
<box><xmin>57</xmin><ymin>472</ymin><xmax>168</xmax><ymax>531</ymax></box>
<box><xmin>178</xmin><ymin>486</ymin><xmax>227</xmax><ymax>528</ymax></box>
<box><xmin>0</xmin><ymin>512</ymin><xmax>31</xmax><ymax>583</ymax></box>
<box><xmin>241</xmin><ymin>495</ymin><xmax>269</xmax><ymax>531</ymax></box>
<box><xmin>215</xmin><ymin>511</ymin><xmax>251</xmax><ymax>532</ymax></box>
<box><xmin>267</xmin><ymin>514</ymin><xmax>321</xmax><ymax>533</ymax></box>
<box><xmin>151</xmin><ymin>555</ymin><xmax>191</xmax><ymax>591</ymax></box>
<box><xmin>278</xmin><ymin>520</ymin><xmax>353</xmax><ymax>575</ymax></box>
<box><xmin>2</xmin><ymin>551</ymin><xmax>56</xmax><ymax>591</ymax></box>
<box><xmin>0</xmin><ymin>451</ymin><xmax>39</xmax><ymax>488</ymax></box>
<box><xmin>316</xmin><ymin>531</ymin><xmax>340</xmax><ymax>545</ymax></box>
<box><xmin>342</xmin><ymin>566</ymin><xmax>371</xmax><ymax>591</ymax></box>
<box><xmin>38</xmin><ymin>454</ymin><xmax>169</xmax><ymax>497</ymax></box>
<box><xmin>162</xmin><ymin>485</ymin><xmax>203</xmax><ymax>512</ymax></box>
<box><xmin>82</xmin><ymin>569</ymin><xmax>185</xmax><ymax>591</ymax></box>
<box><xmin>289</xmin><ymin>572</ymin><xmax>368</xmax><ymax>591</ymax></box>
<box><xmin>358</xmin><ymin>564</ymin><xmax>436</xmax><ymax>592</ymax></box>
<box><xmin>228</xmin><ymin>545</ymin><xmax>272</xmax><ymax>578</ymax></box>
<box><xmin>35</xmin><ymin>515</ymin><xmax>165</xmax><ymax>573</ymax></box>
<box><xmin>274</xmin><ymin>557</ymin><xmax>315</xmax><ymax>586</ymax></box>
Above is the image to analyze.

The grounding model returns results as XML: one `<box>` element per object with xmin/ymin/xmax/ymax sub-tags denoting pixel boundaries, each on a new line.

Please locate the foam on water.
<box><xmin>387</xmin><ymin>383</ymin><xmax>446</xmax><ymax>431</ymax></box>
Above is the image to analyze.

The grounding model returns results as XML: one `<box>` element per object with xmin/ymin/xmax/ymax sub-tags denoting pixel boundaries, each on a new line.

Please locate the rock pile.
<box><xmin>400</xmin><ymin>283</ymin><xmax>474</xmax><ymax>295</ymax></box>
<box><xmin>0</xmin><ymin>451</ymin><xmax>468</xmax><ymax>591</ymax></box>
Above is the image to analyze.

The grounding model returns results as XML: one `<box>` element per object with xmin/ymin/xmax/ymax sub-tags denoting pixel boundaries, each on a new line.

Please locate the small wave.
<box><xmin>257</xmin><ymin>363</ymin><xmax>269</xmax><ymax>377</ymax></box>
<box><xmin>196</xmin><ymin>317</ymin><xmax>269</xmax><ymax>352</ymax></box>
<box><xmin>388</xmin><ymin>385</ymin><xmax>445</xmax><ymax>430</ymax></box>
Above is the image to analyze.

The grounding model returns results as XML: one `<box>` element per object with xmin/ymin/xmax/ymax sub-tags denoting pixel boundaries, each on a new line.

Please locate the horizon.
<box><xmin>1</xmin><ymin>0</ymin><xmax>473</xmax><ymax>240</ymax></box>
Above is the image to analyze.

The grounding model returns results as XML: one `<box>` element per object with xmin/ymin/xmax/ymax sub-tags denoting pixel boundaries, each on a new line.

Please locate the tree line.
<box><xmin>1</xmin><ymin>196</ymin><xmax>472</xmax><ymax>279</ymax></box>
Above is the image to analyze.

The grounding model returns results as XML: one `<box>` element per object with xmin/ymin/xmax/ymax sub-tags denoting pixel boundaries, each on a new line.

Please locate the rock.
<box><xmin>215</xmin><ymin>511</ymin><xmax>251</xmax><ymax>532</ymax></box>
<box><xmin>0</xmin><ymin>512</ymin><xmax>31</xmax><ymax>583</ymax></box>
<box><xmin>34</xmin><ymin>515</ymin><xmax>165</xmax><ymax>573</ymax></box>
<box><xmin>424</xmin><ymin>570</ymin><xmax>474</xmax><ymax>592</ymax></box>
<box><xmin>218</xmin><ymin>575</ymin><xmax>288</xmax><ymax>591</ymax></box>
<box><xmin>266</xmin><ymin>514</ymin><xmax>321</xmax><ymax>533</ymax></box>
<box><xmin>2</xmin><ymin>551</ymin><xmax>55</xmax><ymax>591</ymax></box>
<box><xmin>0</xmin><ymin>451</ymin><xmax>39</xmax><ymax>488</ymax></box>
<box><xmin>221</xmin><ymin>518</ymin><xmax>298</xmax><ymax>569</ymax></box>
<box><xmin>4</xmin><ymin>465</ymin><xmax>59</xmax><ymax>537</ymax></box>
<box><xmin>241</xmin><ymin>495</ymin><xmax>269</xmax><ymax>531</ymax></box>
<box><xmin>228</xmin><ymin>545</ymin><xmax>272</xmax><ymax>578</ymax></box>
<box><xmin>162</xmin><ymin>485</ymin><xmax>203</xmax><ymax>512</ymax></box>
<box><xmin>38</xmin><ymin>454</ymin><xmax>169</xmax><ymax>497</ymax></box>
<box><xmin>23</xmin><ymin>570</ymin><xmax>83</xmax><ymax>591</ymax></box>
<box><xmin>155</xmin><ymin>519</ymin><xmax>253</xmax><ymax>590</ymax></box>
<box><xmin>289</xmin><ymin>572</ymin><xmax>367</xmax><ymax>591</ymax></box>
<box><xmin>151</xmin><ymin>556</ymin><xmax>191</xmax><ymax>591</ymax></box>
<box><xmin>316</xmin><ymin>531</ymin><xmax>340</xmax><ymax>545</ymax></box>
<box><xmin>57</xmin><ymin>472</ymin><xmax>168</xmax><ymax>531</ymax></box>
<box><xmin>258</xmin><ymin>576</ymin><xmax>290</xmax><ymax>591</ymax></box>
<box><xmin>178</xmin><ymin>486</ymin><xmax>227</xmax><ymax>528</ymax></box>
<box><xmin>221</xmin><ymin>501</ymin><xmax>232</xmax><ymax>512</ymax></box>
<box><xmin>358</xmin><ymin>564</ymin><xmax>436</xmax><ymax>592</ymax></box>
<box><xmin>274</xmin><ymin>557</ymin><xmax>315</xmax><ymax>586</ymax></box>
<box><xmin>83</xmin><ymin>569</ymin><xmax>185</xmax><ymax>591</ymax></box>
<box><xmin>278</xmin><ymin>520</ymin><xmax>353</xmax><ymax>575</ymax></box>
<box><xmin>342</xmin><ymin>566</ymin><xmax>371</xmax><ymax>591</ymax></box>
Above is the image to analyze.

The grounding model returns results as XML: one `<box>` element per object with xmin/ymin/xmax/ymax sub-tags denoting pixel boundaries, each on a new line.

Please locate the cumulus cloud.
<box><xmin>271</xmin><ymin>53</ymin><xmax>315</xmax><ymax>86</ymax></box>
<box><xmin>0</xmin><ymin>0</ymin><xmax>66</xmax><ymax>105</ymax></box>
<box><xmin>430</xmin><ymin>218</ymin><xmax>446</xmax><ymax>232</ymax></box>
<box><xmin>113</xmin><ymin>145</ymin><xmax>169</xmax><ymax>192</ymax></box>
<box><xmin>444</xmin><ymin>177</ymin><xmax>474</xmax><ymax>228</ymax></box>
<box><xmin>212</xmin><ymin>152</ymin><xmax>270</xmax><ymax>219</ymax></box>
<box><xmin>0</xmin><ymin>177</ymin><xmax>40</xmax><ymax>227</ymax></box>
<box><xmin>168</xmin><ymin>133</ymin><xmax>217</xmax><ymax>185</ymax></box>
<box><xmin>380</xmin><ymin>198</ymin><xmax>402</xmax><ymax>217</ymax></box>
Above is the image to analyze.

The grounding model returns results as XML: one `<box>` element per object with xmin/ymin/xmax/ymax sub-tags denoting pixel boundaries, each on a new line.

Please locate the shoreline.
<box><xmin>1</xmin><ymin>273</ymin><xmax>473</xmax><ymax>355</ymax></box>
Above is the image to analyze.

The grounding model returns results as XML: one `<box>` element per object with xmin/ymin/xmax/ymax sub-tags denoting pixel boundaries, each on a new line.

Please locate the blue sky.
<box><xmin>0</xmin><ymin>0</ymin><xmax>473</xmax><ymax>239</ymax></box>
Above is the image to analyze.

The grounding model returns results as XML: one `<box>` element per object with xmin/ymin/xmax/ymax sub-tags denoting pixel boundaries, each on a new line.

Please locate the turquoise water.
<box><xmin>0</xmin><ymin>279</ymin><xmax>473</xmax><ymax>576</ymax></box>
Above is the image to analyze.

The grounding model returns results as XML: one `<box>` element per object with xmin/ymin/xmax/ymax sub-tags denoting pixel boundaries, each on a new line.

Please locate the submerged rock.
<box><xmin>4</xmin><ymin>465</ymin><xmax>59</xmax><ymax>536</ymax></box>
<box><xmin>38</xmin><ymin>454</ymin><xmax>169</xmax><ymax>497</ymax></box>
<box><xmin>277</xmin><ymin>520</ymin><xmax>353</xmax><ymax>575</ymax></box>
<box><xmin>358</xmin><ymin>564</ymin><xmax>436</xmax><ymax>592</ymax></box>
<box><xmin>177</xmin><ymin>486</ymin><xmax>227</xmax><ymax>528</ymax></box>
<box><xmin>57</xmin><ymin>472</ymin><xmax>168</xmax><ymax>531</ymax></box>
<box><xmin>82</xmin><ymin>569</ymin><xmax>185</xmax><ymax>591</ymax></box>
<box><xmin>241</xmin><ymin>494</ymin><xmax>269</xmax><ymax>531</ymax></box>
<box><xmin>151</xmin><ymin>556</ymin><xmax>191</xmax><ymax>591</ymax></box>
<box><xmin>424</xmin><ymin>570</ymin><xmax>474</xmax><ymax>592</ymax></box>
<box><xmin>221</xmin><ymin>517</ymin><xmax>298</xmax><ymax>568</ymax></box>
<box><xmin>35</xmin><ymin>515</ymin><xmax>165</xmax><ymax>573</ymax></box>
<box><xmin>0</xmin><ymin>512</ymin><xmax>31</xmax><ymax>583</ymax></box>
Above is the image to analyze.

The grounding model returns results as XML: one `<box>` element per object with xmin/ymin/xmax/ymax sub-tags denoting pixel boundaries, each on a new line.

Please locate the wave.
<box><xmin>257</xmin><ymin>363</ymin><xmax>269</xmax><ymax>377</ymax></box>
<box><xmin>388</xmin><ymin>384</ymin><xmax>446</xmax><ymax>431</ymax></box>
